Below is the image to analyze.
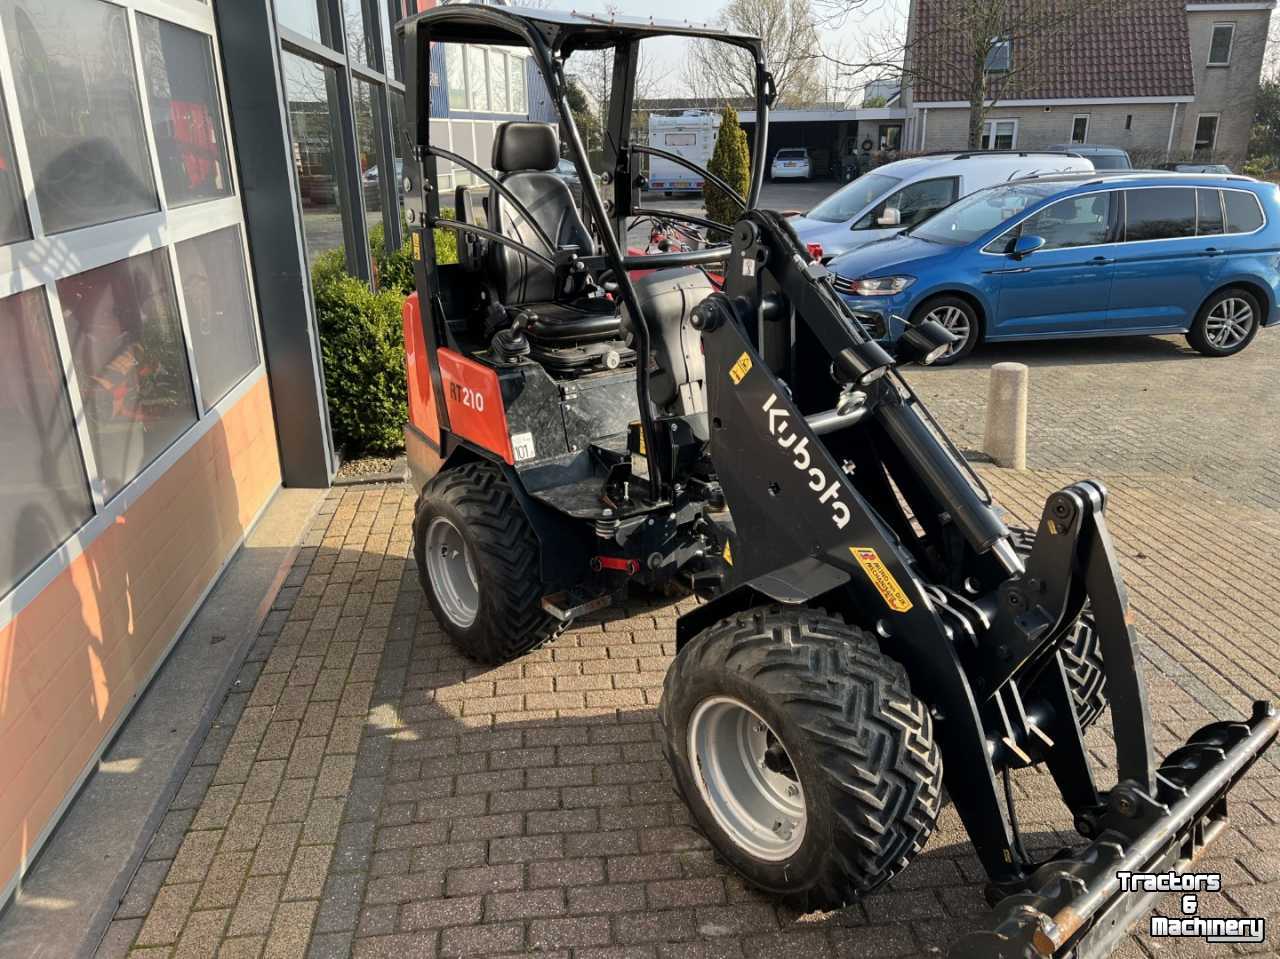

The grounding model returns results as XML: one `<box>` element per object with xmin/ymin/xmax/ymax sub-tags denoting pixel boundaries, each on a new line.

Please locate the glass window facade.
<box><xmin>175</xmin><ymin>227</ymin><xmax>260</xmax><ymax>410</ymax></box>
<box><xmin>284</xmin><ymin>53</ymin><xmax>347</xmax><ymax>266</ymax></box>
<box><xmin>1</xmin><ymin>0</ymin><xmax>159</xmax><ymax>234</ymax></box>
<box><xmin>59</xmin><ymin>250</ymin><xmax>199</xmax><ymax>500</ymax></box>
<box><xmin>0</xmin><ymin>288</ymin><xmax>94</xmax><ymax>596</ymax></box>
<box><xmin>0</xmin><ymin>0</ymin><xmax>261</xmax><ymax>603</ymax></box>
<box><xmin>137</xmin><ymin>15</ymin><xmax>234</xmax><ymax>207</ymax></box>
<box><xmin>353</xmin><ymin>78</ymin><xmax>384</xmax><ymax>236</ymax></box>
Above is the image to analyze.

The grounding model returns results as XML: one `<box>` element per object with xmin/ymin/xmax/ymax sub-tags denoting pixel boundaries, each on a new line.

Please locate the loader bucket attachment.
<box><xmin>952</xmin><ymin>700</ymin><xmax>1280</xmax><ymax>958</ymax></box>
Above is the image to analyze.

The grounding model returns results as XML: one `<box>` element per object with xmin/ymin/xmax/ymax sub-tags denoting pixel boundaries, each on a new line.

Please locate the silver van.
<box><xmin>789</xmin><ymin>151</ymin><xmax>1095</xmax><ymax>260</ymax></box>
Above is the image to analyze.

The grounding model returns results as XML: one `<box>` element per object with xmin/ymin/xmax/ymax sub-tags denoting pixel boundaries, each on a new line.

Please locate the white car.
<box><xmin>789</xmin><ymin>150</ymin><xmax>1096</xmax><ymax>260</ymax></box>
<box><xmin>770</xmin><ymin>148</ymin><xmax>811</xmax><ymax>180</ymax></box>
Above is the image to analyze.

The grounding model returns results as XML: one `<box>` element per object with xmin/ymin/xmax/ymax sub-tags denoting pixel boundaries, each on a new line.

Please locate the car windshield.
<box><xmin>1088</xmin><ymin>154</ymin><xmax>1129</xmax><ymax>170</ymax></box>
<box><xmin>908</xmin><ymin>182</ymin><xmax>1063</xmax><ymax>245</ymax></box>
<box><xmin>805</xmin><ymin>172</ymin><xmax>901</xmax><ymax>223</ymax></box>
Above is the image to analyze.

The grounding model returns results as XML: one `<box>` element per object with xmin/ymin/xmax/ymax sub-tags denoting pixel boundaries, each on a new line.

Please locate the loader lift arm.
<box><xmin>686</xmin><ymin>208</ymin><xmax>1278</xmax><ymax>957</ymax></box>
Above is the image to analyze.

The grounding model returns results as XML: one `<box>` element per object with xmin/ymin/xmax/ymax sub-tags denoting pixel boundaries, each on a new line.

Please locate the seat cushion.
<box><xmin>521</xmin><ymin>300</ymin><xmax>623</xmax><ymax>345</ymax></box>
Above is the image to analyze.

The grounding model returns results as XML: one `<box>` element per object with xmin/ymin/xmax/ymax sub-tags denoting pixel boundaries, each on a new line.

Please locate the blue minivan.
<box><xmin>829</xmin><ymin>172</ymin><xmax>1279</xmax><ymax>363</ymax></box>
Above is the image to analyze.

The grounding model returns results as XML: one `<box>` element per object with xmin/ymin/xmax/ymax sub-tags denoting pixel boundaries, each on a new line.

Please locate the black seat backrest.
<box><xmin>488</xmin><ymin>122</ymin><xmax>594</xmax><ymax>304</ymax></box>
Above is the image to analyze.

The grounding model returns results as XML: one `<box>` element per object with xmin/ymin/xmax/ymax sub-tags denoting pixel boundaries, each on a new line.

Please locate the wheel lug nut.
<box><xmin>786</xmin><ymin>785</ymin><xmax>799</xmax><ymax>797</ymax></box>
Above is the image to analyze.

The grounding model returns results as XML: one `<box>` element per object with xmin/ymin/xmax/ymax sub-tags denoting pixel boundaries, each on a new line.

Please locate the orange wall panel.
<box><xmin>0</xmin><ymin>374</ymin><xmax>281</xmax><ymax>897</ymax></box>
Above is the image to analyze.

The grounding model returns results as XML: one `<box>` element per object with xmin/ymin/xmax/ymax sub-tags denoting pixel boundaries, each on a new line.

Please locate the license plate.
<box><xmin>676</xmin><ymin>181</ymin><xmax>689</xmax><ymax>188</ymax></box>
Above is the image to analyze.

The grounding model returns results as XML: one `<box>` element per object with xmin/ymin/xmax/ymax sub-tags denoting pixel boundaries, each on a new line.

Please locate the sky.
<box><xmin>533</xmin><ymin>0</ymin><xmax>903</xmax><ymax>99</ymax></box>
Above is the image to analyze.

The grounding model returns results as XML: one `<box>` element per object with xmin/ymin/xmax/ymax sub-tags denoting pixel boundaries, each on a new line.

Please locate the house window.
<box><xmin>1194</xmin><ymin>114</ymin><xmax>1219</xmax><ymax>156</ymax></box>
<box><xmin>980</xmin><ymin>119</ymin><xmax>1018</xmax><ymax>150</ymax></box>
<box><xmin>1208</xmin><ymin>23</ymin><xmax>1235</xmax><ymax>66</ymax></box>
<box><xmin>1071</xmin><ymin>115</ymin><xmax>1090</xmax><ymax>145</ymax></box>
<box><xmin>466</xmin><ymin>45</ymin><xmax>489</xmax><ymax>112</ymax></box>
<box><xmin>489</xmin><ymin>50</ymin><xmax>509</xmax><ymax>113</ymax></box>
<box><xmin>986</xmin><ymin>37</ymin><xmax>1012</xmax><ymax>73</ymax></box>
<box><xmin>509</xmin><ymin>56</ymin><xmax>527</xmax><ymax>114</ymax></box>
<box><xmin>446</xmin><ymin>45</ymin><xmax>467</xmax><ymax>110</ymax></box>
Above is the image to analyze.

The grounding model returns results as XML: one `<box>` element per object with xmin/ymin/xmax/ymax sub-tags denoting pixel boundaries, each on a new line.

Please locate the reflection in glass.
<box><xmin>353</xmin><ymin>79</ymin><xmax>384</xmax><ymax>239</ymax></box>
<box><xmin>0</xmin><ymin>84</ymin><xmax>29</xmax><ymax>244</ymax></box>
<box><xmin>283</xmin><ymin>53</ymin><xmax>348</xmax><ymax>267</ymax></box>
<box><xmin>275</xmin><ymin>0</ymin><xmax>324</xmax><ymax>45</ymax></box>
<box><xmin>467</xmin><ymin>45</ymin><xmax>489</xmax><ymax>111</ymax></box>
<box><xmin>0</xmin><ymin>288</ymin><xmax>93</xmax><ymax>597</ymax></box>
<box><xmin>175</xmin><ymin>227</ymin><xmax>260</xmax><ymax>410</ymax></box>
<box><xmin>342</xmin><ymin>0</ymin><xmax>371</xmax><ymax>66</ymax></box>
<box><xmin>489</xmin><ymin>50</ymin><xmax>508</xmax><ymax>113</ymax></box>
<box><xmin>382</xmin><ymin>0</ymin><xmax>399</xmax><ymax>79</ymax></box>
<box><xmin>446</xmin><ymin>45</ymin><xmax>467</xmax><ymax>110</ymax></box>
<box><xmin>508</xmin><ymin>54</ymin><xmax>526</xmax><ymax>115</ymax></box>
<box><xmin>137</xmin><ymin>15</ymin><xmax>233</xmax><ymax>207</ymax></box>
<box><xmin>0</xmin><ymin>0</ymin><xmax>158</xmax><ymax>234</ymax></box>
<box><xmin>58</xmin><ymin>250</ymin><xmax>197</xmax><ymax>500</ymax></box>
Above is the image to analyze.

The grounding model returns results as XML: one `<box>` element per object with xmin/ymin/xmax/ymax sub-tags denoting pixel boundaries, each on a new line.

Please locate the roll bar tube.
<box><xmin>430</xmin><ymin>217</ymin><xmax>557</xmax><ymax>272</ymax></box>
<box><xmin>428</xmin><ymin>144</ymin><xmax>557</xmax><ymax>255</ymax></box>
<box><xmin>631</xmin><ymin>145</ymin><xmax>747</xmax><ymax>212</ymax></box>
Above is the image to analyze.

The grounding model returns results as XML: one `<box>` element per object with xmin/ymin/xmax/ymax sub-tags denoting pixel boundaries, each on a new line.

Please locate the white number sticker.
<box><xmin>512</xmin><ymin>431</ymin><xmax>537</xmax><ymax>462</ymax></box>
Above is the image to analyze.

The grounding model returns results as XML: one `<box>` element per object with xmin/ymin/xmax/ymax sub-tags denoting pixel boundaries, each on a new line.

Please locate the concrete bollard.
<box><xmin>983</xmin><ymin>362</ymin><xmax>1028</xmax><ymax>470</ymax></box>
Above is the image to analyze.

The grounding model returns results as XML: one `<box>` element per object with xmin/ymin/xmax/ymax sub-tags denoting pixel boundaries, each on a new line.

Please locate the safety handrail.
<box><xmin>427</xmin><ymin>144</ymin><xmax>557</xmax><ymax>255</ymax></box>
<box><xmin>631</xmin><ymin>144</ymin><xmax>747</xmax><ymax>211</ymax></box>
<box><xmin>430</xmin><ymin>217</ymin><xmax>557</xmax><ymax>272</ymax></box>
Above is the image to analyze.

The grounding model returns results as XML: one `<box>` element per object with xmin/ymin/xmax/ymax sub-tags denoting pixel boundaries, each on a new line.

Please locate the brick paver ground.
<box><xmin>98</xmin><ymin>332</ymin><xmax>1280</xmax><ymax>959</ymax></box>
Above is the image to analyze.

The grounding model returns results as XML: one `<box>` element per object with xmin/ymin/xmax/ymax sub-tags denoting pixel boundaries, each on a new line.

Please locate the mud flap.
<box><xmin>952</xmin><ymin>701</ymin><xmax>1279</xmax><ymax>958</ymax></box>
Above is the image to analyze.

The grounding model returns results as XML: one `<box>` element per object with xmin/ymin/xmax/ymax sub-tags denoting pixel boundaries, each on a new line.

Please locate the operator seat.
<box><xmin>487</xmin><ymin>121</ymin><xmax>621</xmax><ymax>347</ymax></box>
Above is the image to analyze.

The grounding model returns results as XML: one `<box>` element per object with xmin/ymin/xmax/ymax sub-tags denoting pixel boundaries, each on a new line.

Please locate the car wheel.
<box><xmin>911</xmin><ymin>295</ymin><xmax>980</xmax><ymax>365</ymax></box>
<box><xmin>1187</xmin><ymin>287</ymin><xmax>1261</xmax><ymax>357</ymax></box>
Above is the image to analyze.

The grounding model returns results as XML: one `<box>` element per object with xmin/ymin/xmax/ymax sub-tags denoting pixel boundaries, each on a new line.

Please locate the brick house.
<box><xmin>900</xmin><ymin>0</ymin><xmax>1275</xmax><ymax>165</ymax></box>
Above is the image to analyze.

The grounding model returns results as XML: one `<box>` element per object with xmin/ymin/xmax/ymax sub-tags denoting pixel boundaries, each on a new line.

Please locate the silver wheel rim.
<box><xmin>924</xmin><ymin>304</ymin><xmax>971</xmax><ymax>357</ymax></box>
<box><xmin>425</xmin><ymin>516</ymin><xmax>479</xmax><ymax>628</ymax></box>
<box><xmin>688</xmin><ymin>696</ymin><xmax>806</xmax><ymax>861</ymax></box>
<box><xmin>1204</xmin><ymin>297</ymin><xmax>1253</xmax><ymax>350</ymax></box>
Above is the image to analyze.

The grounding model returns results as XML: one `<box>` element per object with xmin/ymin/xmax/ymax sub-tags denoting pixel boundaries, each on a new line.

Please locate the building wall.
<box><xmin>921</xmin><ymin>103</ymin><xmax>1183</xmax><ymax>158</ymax></box>
<box><xmin>1178</xmin><ymin>8</ymin><xmax>1272</xmax><ymax>161</ymax></box>
<box><xmin>0</xmin><ymin>374</ymin><xmax>279</xmax><ymax>901</ymax></box>
<box><xmin>0</xmin><ymin>0</ymin><xmax>280</xmax><ymax>905</ymax></box>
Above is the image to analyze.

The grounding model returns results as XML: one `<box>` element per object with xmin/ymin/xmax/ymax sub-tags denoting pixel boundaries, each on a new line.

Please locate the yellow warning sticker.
<box><xmin>850</xmin><ymin>547</ymin><xmax>913</xmax><ymax>613</ymax></box>
<box><xmin>729</xmin><ymin>352</ymin><xmax>752</xmax><ymax>385</ymax></box>
<box><xmin>411</xmin><ymin>231</ymin><xmax>422</xmax><ymax>260</ymax></box>
<box><xmin>722</xmin><ymin>541</ymin><xmax>733</xmax><ymax>566</ymax></box>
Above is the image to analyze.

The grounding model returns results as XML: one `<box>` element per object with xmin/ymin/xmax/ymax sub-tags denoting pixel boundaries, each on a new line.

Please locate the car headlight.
<box><xmin>849</xmin><ymin>276</ymin><xmax>915</xmax><ymax>296</ymax></box>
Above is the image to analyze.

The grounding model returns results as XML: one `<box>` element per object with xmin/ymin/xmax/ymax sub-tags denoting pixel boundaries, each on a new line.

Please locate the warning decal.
<box><xmin>722</xmin><ymin>541</ymin><xmax>733</xmax><ymax>566</ymax></box>
<box><xmin>850</xmin><ymin>547</ymin><xmax>913</xmax><ymax>613</ymax></box>
<box><xmin>729</xmin><ymin>352</ymin><xmax>752</xmax><ymax>385</ymax></box>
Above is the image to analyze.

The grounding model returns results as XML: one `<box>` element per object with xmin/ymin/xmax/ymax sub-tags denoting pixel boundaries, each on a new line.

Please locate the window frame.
<box><xmin>980</xmin><ymin>118</ymin><xmax>1019</xmax><ymax>150</ymax></box>
<box><xmin>1121</xmin><ymin>186</ymin><xmax>1204</xmax><ymax>244</ymax></box>
<box><xmin>1070</xmin><ymin>114</ymin><xmax>1090</xmax><ymax>145</ymax></box>
<box><xmin>1207</xmin><ymin>22</ymin><xmax>1235</xmax><ymax>66</ymax></box>
<box><xmin>1194</xmin><ymin>113</ymin><xmax>1220</xmax><ymax>155</ymax></box>
<box><xmin>0</xmin><ymin>0</ymin><xmax>269</xmax><ymax>621</ymax></box>
<box><xmin>852</xmin><ymin>175</ymin><xmax>958</xmax><ymax>230</ymax></box>
<box><xmin>985</xmin><ymin>37</ymin><xmax>1012</xmax><ymax>73</ymax></box>
<box><xmin>981</xmin><ymin>188</ymin><xmax>1120</xmax><ymax>255</ymax></box>
<box><xmin>1221</xmin><ymin>187</ymin><xmax>1267</xmax><ymax>235</ymax></box>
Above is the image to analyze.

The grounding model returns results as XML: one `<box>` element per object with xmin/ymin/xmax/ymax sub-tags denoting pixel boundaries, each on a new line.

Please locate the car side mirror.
<box><xmin>1011</xmin><ymin>234</ymin><xmax>1046</xmax><ymax>258</ymax></box>
<box><xmin>877</xmin><ymin>207</ymin><xmax>902</xmax><ymax>227</ymax></box>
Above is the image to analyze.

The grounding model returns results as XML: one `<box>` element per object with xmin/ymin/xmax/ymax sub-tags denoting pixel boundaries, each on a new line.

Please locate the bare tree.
<box><xmin>566</xmin><ymin>5</ymin><xmax>664</xmax><ymax>163</ymax></box>
<box><xmin>823</xmin><ymin>0</ymin><xmax>1111</xmax><ymax>148</ymax></box>
<box><xmin>682</xmin><ymin>0</ymin><xmax>828</xmax><ymax>107</ymax></box>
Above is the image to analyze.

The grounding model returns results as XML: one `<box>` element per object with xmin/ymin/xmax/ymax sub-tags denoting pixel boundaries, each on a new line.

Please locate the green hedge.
<box><xmin>310</xmin><ymin>218</ymin><xmax>461</xmax><ymax>457</ymax></box>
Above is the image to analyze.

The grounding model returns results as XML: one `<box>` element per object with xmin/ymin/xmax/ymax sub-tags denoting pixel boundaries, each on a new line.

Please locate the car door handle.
<box><xmin>1202</xmin><ymin>247</ymin><xmax>1223</xmax><ymax>256</ymax></box>
<box><xmin>1090</xmin><ymin>256</ymin><xmax>1115</xmax><ymax>265</ymax></box>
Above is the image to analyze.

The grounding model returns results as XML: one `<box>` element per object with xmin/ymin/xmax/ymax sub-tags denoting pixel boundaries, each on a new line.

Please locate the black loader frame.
<box><xmin>394</xmin><ymin>7</ymin><xmax>1277</xmax><ymax>957</ymax></box>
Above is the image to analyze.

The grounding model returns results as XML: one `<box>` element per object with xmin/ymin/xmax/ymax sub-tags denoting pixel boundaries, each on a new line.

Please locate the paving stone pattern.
<box><xmin>100</xmin><ymin>333</ymin><xmax>1280</xmax><ymax>958</ymax></box>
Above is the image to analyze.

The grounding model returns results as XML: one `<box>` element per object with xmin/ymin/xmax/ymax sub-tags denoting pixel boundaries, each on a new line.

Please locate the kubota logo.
<box><xmin>762</xmin><ymin>393</ymin><xmax>851</xmax><ymax>530</ymax></box>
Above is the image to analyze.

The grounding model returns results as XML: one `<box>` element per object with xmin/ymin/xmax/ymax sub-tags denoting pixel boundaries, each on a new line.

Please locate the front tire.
<box><xmin>413</xmin><ymin>461</ymin><xmax>561</xmax><ymax>664</ymax></box>
<box><xmin>1187</xmin><ymin>287</ymin><xmax>1260</xmax><ymax>357</ymax></box>
<box><xmin>911</xmin><ymin>295</ymin><xmax>980</xmax><ymax>365</ymax></box>
<box><xmin>660</xmin><ymin>606</ymin><xmax>942</xmax><ymax>911</ymax></box>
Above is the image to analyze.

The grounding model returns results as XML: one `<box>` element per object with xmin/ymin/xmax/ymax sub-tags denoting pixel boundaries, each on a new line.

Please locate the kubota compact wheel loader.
<box><xmin>393</xmin><ymin>6</ymin><xmax>1277</xmax><ymax>955</ymax></box>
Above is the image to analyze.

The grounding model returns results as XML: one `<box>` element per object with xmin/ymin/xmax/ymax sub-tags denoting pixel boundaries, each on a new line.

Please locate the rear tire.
<box><xmin>911</xmin><ymin>295</ymin><xmax>980</xmax><ymax>365</ymax></box>
<box><xmin>660</xmin><ymin>606</ymin><xmax>942</xmax><ymax>911</ymax></box>
<box><xmin>1187</xmin><ymin>287</ymin><xmax>1261</xmax><ymax>357</ymax></box>
<box><xmin>413</xmin><ymin>461</ymin><xmax>561</xmax><ymax>664</ymax></box>
<box><xmin>1009</xmin><ymin>527</ymin><xmax>1108</xmax><ymax>731</ymax></box>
